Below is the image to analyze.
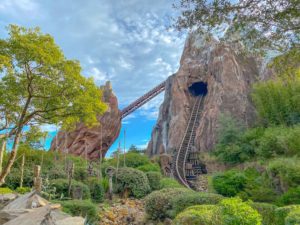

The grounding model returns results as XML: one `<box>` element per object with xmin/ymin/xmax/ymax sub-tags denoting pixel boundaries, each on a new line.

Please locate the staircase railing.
<box><xmin>120</xmin><ymin>81</ymin><xmax>166</xmax><ymax>119</ymax></box>
<box><xmin>174</xmin><ymin>96</ymin><xmax>204</xmax><ymax>188</ymax></box>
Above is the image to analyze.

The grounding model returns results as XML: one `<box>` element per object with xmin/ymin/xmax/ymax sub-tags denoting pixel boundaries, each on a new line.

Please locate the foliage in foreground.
<box><xmin>174</xmin><ymin>205</ymin><xmax>219</xmax><ymax>225</ymax></box>
<box><xmin>169</xmin><ymin>191</ymin><xmax>224</xmax><ymax>218</ymax></box>
<box><xmin>250</xmin><ymin>202</ymin><xmax>278</xmax><ymax>225</ymax></box>
<box><xmin>173</xmin><ymin>198</ymin><xmax>262</xmax><ymax>225</ymax></box>
<box><xmin>144</xmin><ymin>188</ymin><xmax>192</xmax><ymax>220</ymax></box>
<box><xmin>50</xmin><ymin>179</ymin><xmax>90</xmax><ymax>200</ymax></box>
<box><xmin>59</xmin><ymin>200</ymin><xmax>98</xmax><ymax>224</ymax></box>
<box><xmin>114</xmin><ymin>167</ymin><xmax>150</xmax><ymax>198</ymax></box>
<box><xmin>0</xmin><ymin>25</ymin><xmax>107</xmax><ymax>184</ymax></box>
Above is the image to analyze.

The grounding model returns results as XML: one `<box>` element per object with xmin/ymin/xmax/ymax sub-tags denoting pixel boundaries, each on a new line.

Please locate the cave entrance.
<box><xmin>188</xmin><ymin>82</ymin><xmax>208</xmax><ymax>96</ymax></box>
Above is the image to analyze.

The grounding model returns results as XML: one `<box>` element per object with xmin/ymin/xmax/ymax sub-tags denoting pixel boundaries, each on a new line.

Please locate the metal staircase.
<box><xmin>121</xmin><ymin>81</ymin><xmax>166</xmax><ymax>119</ymax></box>
<box><xmin>173</xmin><ymin>96</ymin><xmax>205</xmax><ymax>188</ymax></box>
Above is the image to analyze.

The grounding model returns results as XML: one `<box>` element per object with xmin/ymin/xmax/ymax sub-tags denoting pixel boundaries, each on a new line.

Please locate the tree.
<box><xmin>0</xmin><ymin>25</ymin><xmax>107</xmax><ymax>185</ymax></box>
<box><xmin>174</xmin><ymin>0</ymin><xmax>300</xmax><ymax>53</ymax></box>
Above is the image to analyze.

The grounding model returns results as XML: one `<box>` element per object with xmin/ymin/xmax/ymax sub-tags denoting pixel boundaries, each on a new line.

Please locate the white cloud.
<box><xmin>89</xmin><ymin>67</ymin><xmax>107</xmax><ymax>81</ymax></box>
<box><xmin>0</xmin><ymin>0</ymin><xmax>186</xmax><ymax>121</ymax></box>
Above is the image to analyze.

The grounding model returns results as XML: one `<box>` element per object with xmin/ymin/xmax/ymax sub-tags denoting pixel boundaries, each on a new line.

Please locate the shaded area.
<box><xmin>188</xmin><ymin>82</ymin><xmax>208</xmax><ymax>96</ymax></box>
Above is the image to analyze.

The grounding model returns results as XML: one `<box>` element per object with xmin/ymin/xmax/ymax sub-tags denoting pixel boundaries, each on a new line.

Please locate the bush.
<box><xmin>275</xmin><ymin>205</ymin><xmax>300</xmax><ymax>225</ymax></box>
<box><xmin>146</xmin><ymin>172</ymin><xmax>162</xmax><ymax>191</ymax></box>
<box><xmin>174</xmin><ymin>205</ymin><xmax>220</xmax><ymax>225</ymax></box>
<box><xmin>100</xmin><ymin>177</ymin><xmax>109</xmax><ymax>193</ymax></box>
<box><xmin>145</xmin><ymin>188</ymin><xmax>191</xmax><ymax>220</ymax></box>
<box><xmin>212</xmin><ymin>170</ymin><xmax>247</xmax><ymax>197</ymax></box>
<box><xmin>60</xmin><ymin>200</ymin><xmax>98</xmax><ymax>224</ymax></box>
<box><xmin>219</xmin><ymin>197</ymin><xmax>262</xmax><ymax>225</ymax></box>
<box><xmin>5</xmin><ymin>167</ymin><xmax>33</xmax><ymax>189</ymax></box>
<box><xmin>250</xmin><ymin>202</ymin><xmax>278</xmax><ymax>225</ymax></box>
<box><xmin>238</xmin><ymin>170</ymin><xmax>278</xmax><ymax>203</ymax></box>
<box><xmin>0</xmin><ymin>187</ymin><xmax>13</xmax><ymax>194</ymax></box>
<box><xmin>252</xmin><ymin>79</ymin><xmax>300</xmax><ymax>126</ymax></box>
<box><xmin>170</xmin><ymin>192</ymin><xmax>224</xmax><ymax>217</ymax></box>
<box><xmin>114</xmin><ymin>167</ymin><xmax>150</xmax><ymax>198</ymax></box>
<box><xmin>280</xmin><ymin>187</ymin><xmax>300</xmax><ymax>205</ymax></box>
<box><xmin>85</xmin><ymin>178</ymin><xmax>104</xmax><ymax>203</ymax></box>
<box><xmin>159</xmin><ymin>177</ymin><xmax>182</xmax><ymax>189</ymax></box>
<box><xmin>50</xmin><ymin>179</ymin><xmax>90</xmax><ymax>199</ymax></box>
<box><xmin>137</xmin><ymin>163</ymin><xmax>160</xmax><ymax>172</ymax></box>
<box><xmin>285</xmin><ymin>208</ymin><xmax>300</xmax><ymax>225</ymax></box>
<box><xmin>16</xmin><ymin>187</ymin><xmax>31</xmax><ymax>194</ymax></box>
<box><xmin>267</xmin><ymin>158</ymin><xmax>300</xmax><ymax>191</ymax></box>
<box><xmin>256</xmin><ymin>126</ymin><xmax>300</xmax><ymax>158</ymax></box>
<box><xmin>103</xmin><ymin>152</ymin><xmax>151</xmax><ymax>171</ymax></box>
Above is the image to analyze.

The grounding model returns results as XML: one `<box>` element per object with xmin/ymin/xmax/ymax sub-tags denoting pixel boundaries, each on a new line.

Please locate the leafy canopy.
<box><xmin>174</xmin><ymin>0</ymin><xmax>300</xmax><ymax>53</ymax></box>
<box><xmin>0</xmin><ymin>25</ymin><xmax>107</xmax><ymax>134</ymax></box>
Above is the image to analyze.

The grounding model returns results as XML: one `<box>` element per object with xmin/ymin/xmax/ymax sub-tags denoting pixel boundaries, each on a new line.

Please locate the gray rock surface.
<box><xmin>147</xmin><ymin>32</ymin><xmax>260</xmax><ymax>157</ymax></box>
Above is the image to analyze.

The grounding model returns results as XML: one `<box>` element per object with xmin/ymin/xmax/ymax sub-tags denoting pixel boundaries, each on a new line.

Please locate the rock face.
<box><xmin>50</xmin><ymin>81</ymin><xmax>121</xmax><ymax>160</ymax></box>
<box><xmin>147</xmin><ymin>33</ymin><xmax>260</xmax><ymax>157</ymax></box>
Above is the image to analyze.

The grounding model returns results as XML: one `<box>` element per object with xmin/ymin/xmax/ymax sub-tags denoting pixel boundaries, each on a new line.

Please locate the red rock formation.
<box><xmin>50</xmin><ymin>81</ymin><xmax>121</xmax><ymax>160</ymax></box>
<box><xmin>147</xmin><ymin>33</ymin><xmax>261</xmax><ymax>156</ymax></box>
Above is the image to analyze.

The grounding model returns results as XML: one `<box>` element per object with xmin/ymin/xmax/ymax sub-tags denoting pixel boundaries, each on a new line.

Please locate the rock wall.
<box><xmin>50</xmin><ymin>81</ymin><xmax>121</xmax><ymax>160</ymax></box>
<box><xmin>147</xmin><ymin>33</ymin><xmax>260</xmax><ymax>156</ymax></box>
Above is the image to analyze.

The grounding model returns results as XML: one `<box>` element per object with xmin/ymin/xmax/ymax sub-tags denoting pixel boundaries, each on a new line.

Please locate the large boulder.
<box><xmin>50</xmin><ymin>81</ymin><xmax>121</xmax><ymax>160</ymax></box>
<box><xmin>0</xmin><ymin>192</ymin><xmax>84</xmax><ymax>225</ymax></box>
<box><xmin>147</xmin><ymin>32</ymin><xmax>260</xmax><ymax>157</ymax></box>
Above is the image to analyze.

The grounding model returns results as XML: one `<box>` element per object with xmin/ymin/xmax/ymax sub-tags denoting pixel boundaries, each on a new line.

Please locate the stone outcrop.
<box><xmin>147</xmin><ymin>32</ymin><xmax>260</xmax><ymax>157</ymax></box>
<box><xmin>50</xmin><ymin>81</ymin><xmax>121</xmax><ymax>160</ymax></box>
<box><xmin>0</xmin><ymin>192</ymin><xmax>85</xmax><ymax>225</ymax></box>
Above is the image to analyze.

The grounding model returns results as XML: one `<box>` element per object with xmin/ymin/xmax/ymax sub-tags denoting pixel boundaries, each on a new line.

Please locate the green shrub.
<box><xmin>219</xmin><ymin>197</ymin><xmax>262</xmax><ymax>225</ymax></box>
<box><xmin>279</xmin><ymin>187</ymin><xmax>300</xmax><ymax>205</ymax></box>
<box><xmin>50</xmin><ymin>179</ymin><xmax>90</xmax><ymax>199</ymax></box>
<box><xmin>145</xmin><ymin>188</ymin><xmax>191</xmax><ymax>220</ymax></box>
<box><xmin>252</xmin><ymin>79</ymin><xmax>300</xmax><ymax>126</ymax></box>
<box><xmin>212</xmin><ymin>170</ymin><xmax>247</xmax><ymax>197</ymax></box>
<box><xmin>250</xmin><ymin>202</ymin><xmax>278</xmax><ymax>225</ymax></box>
<box><xmin>85</xmin><ymin>178</ymin><xmax>104</xmax><ymax>203</ymax></box>
<box><xmin>170</xmin><ymin>192</ymin><xmax>224</xmax><ymax>217</ymax></box>
<box><xmin>103</xmin><ymin>152</ymin><xmax>150</xmax><ymax>172</ymax></box>
<box><xmin>5</xmin><ymin>167</ymin><xmax>33</xmax><ymax>189</ymax></box>
<box><xmin>267</xmin><ymin>158</ymin><xmax>300</xmax><ymax>190</ymax></box>
<box><xmin>159</xmin><ymin>177</ymin><xmax>182</xmax><ymax>189</ymax></box>
<box><xmin>285</xmin><ymin>208</ymin><xmax>300</xmax><ymax>225</ymax></box>
<box><xmin>100</xmin><ymin>177</ymin><xmax>109</xmax><ymax>193</ymax></box>
<box><xmin>174</xmin><ymin>205</ymin><xmax>220</xmax><ymax>225</ymax></box>
<box><xmin>238</xmin><ymin>171</ymin><xmax>278</xmax><ymax>203</ymax></box>
<box><xmin>146</xmin><ymin>172</ymin><xmax>162</xmax><ymax>191</ymax></box>
<box><xmin>16</xmin><ymin>187</ymin><xmax>31</xmax><ymax>194</ymax></box>
<box><xmin>137</xmin><ymin>163</ymin><xmax>160</xmax><ymax>172</ymax></box>
<box><xmin>0</xmin><ymin>187</ymin><xmax>13</xmax><ymax>194</ymax></box>
<box><xmin>275</xmin><ymin>205</ymin><xmax>300</xmax><ymax>225</ymax></box>
<box><xmin>114</xmin><ymin>167</ymin><xmax>150</xmax><ymax>198</ymax></box>
<box><xmin>256</xmin><ymin>126</ymin><xmax>300</xmax><ymax>158</ymax></box>
<box><xmin>60</xmin><ymin>200</ymin><xmax>98</xmax><ymax>224</ymax></box>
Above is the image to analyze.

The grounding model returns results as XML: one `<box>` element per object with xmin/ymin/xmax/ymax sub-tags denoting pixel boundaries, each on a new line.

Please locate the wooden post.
<box><xmin>33</xmin><ymin>165</ymin><xmax>42</xmax><ymax>193</ymax></box>
<box><xmin>105</xmin><ymin>167</ymin><xmax>115</xmax><ymax>201</ymax></box>
<box><xmin>67</xmin><ymin>161</ymin><xmax>74</xmax><ymax>197</ymax></box>
<box><xmin>20</xmin><ymin>154</ymin><xmax>25</xmax><ymax>188</ymax></box>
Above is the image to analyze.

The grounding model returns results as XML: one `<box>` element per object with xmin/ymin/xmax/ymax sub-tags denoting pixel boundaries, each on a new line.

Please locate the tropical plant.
<box><xmin>0</xmin><ymin>25</ymin><xmax>106</xmax><ymax>184</ymax></box>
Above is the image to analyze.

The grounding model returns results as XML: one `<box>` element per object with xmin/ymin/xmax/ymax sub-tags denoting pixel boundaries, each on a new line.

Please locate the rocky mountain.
<box><xmin>147</xmin><ymin>32</ymin><xmax>261</xmax><ymax>156</ymax></box>
<box><xmin>50</xmin><ymin>81</ymin><xmax>121</xmax><ymax>160</ymax></box>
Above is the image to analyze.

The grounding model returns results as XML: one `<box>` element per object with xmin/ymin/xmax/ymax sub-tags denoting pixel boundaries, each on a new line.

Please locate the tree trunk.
<box><xmin>20</xmin><ymin>154</ymin><xmax>25</xmax><ymax>188</ymax></box>
<box><xmin>0</xmin><ymin>137</ymin><xmax>7</xmax><ymax>174</ymax></box>
<box><xmin>0</xmin><ymin>132</ymin><xmax>21</xmax><ymax>185</ymax></box>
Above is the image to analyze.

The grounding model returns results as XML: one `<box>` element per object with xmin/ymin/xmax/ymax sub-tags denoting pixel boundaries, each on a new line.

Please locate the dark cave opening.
<box><xmin>188</xmin><ymin>81</ymin><xmax>208</xmax><ymax>96</ymax></box>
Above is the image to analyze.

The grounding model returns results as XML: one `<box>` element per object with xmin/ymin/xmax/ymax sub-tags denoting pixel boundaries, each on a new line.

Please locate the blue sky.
<box><xmin>0</xmin><ymin>0</ymin><xmax>186</xmax><ymax>156</ymax></box>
